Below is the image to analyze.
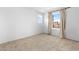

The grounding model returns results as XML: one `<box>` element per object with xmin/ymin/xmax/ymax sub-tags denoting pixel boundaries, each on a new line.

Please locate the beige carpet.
<box><xmin>0</xmin><ymin>34</ymin><xmax>79</xmax><ymax>51</ymax></box>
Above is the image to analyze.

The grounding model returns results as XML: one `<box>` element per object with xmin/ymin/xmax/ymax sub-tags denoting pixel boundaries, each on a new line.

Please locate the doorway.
<box><xmin>51</xmin><ymin>11</ymin><xmax>61</xmax><ymax>37</ymax></box>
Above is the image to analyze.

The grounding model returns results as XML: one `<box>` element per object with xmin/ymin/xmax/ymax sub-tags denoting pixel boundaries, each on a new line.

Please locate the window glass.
<box><xmin>37</xmin><ymin>15</ymin><xmax>43</xmax><ymax>24</ymax></box>
<box><xmin>52</xmin><ymin>11</ymin><xmax>60</xmax><ymax>22</ymax></box>
<box><xmin>52</xmin><ymin>11</ymin><xmax>60</xmax><ymax>28</ymax></box>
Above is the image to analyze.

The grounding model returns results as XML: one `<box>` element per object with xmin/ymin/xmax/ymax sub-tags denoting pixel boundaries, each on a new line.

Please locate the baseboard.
<box><xmin>0</xmin><ymin>33</ymin><xmax>44</xmax><ymax>44</ymax></box>
<box><xmin>0</xmin><ymin>39</ymin><xmax>17</xmax><ymax>44</ymax></box>
<box><xmin>64</xmin><ymin>37</ymin><xmax>79</xmax><ymax>42</ymax></box>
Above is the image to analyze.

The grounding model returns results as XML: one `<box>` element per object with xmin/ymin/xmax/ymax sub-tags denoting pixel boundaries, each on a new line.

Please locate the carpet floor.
<box><xmin>0</xmin><ymin>34</ymin><xmax>79</xmax><ymax>51</ymax></box>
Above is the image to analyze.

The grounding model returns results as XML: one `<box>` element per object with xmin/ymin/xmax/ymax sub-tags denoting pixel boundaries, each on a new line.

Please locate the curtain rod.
<box><xmin>50</xmin><ymin>7</ymin><xmax>71</xmax><ymax>12</ymax></box>
<box><xmin>65</xmin><ymin>7</ymin><xmax>71</xmax><ymax>10</ymax></box>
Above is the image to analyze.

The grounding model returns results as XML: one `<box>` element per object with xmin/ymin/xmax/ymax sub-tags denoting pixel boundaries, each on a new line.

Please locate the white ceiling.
<box><xmin>32</xmin><ymin>7</ymin><xmax>64</xmax><ymax>13</ymax></box>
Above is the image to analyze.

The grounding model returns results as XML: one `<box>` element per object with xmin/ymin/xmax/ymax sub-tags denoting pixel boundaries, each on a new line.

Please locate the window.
<box><xmin>52</xmin><ymin>11</ymin><xmax>60</xmax><ymax>28</ymax></box>
<box><xmin>37</xmin><ymin>15</ymin><xmax>43</xmax><ymax>24</ymax></box>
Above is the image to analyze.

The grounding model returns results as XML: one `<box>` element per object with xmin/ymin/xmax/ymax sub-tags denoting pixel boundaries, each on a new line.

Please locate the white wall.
<box><xmin>44</xmin><ymin>12</ymin><xmax>48</xmax><ymax>33</ymax></box>
<box><xmin>65</xmin><ymin>7</ymin><xmax>79</xmax><ymax>41</ymax></box>
<box><xmin>0</xmin><ymin>7</ymin><xmax>44</xmax><ymax>43</ymax></box>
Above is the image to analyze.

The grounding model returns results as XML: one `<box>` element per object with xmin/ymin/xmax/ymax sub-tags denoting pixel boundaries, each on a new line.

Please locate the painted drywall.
<box><xmin>0</xmin><ymin>7</ymin><xmax>44</xmax><ymax>43</ymax></box>
<box><xmin>44</xmin><ymin>12</ymin><xmax>48</xmax><ymax>33</ymax></box>
<box><xmin>65</xmin><ymin>7</ymin><xmax>79</xmax><ymax>41</ymax></box>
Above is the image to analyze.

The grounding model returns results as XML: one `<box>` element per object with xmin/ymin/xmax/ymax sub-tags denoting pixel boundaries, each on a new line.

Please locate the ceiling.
<box><xmin>32</xmin><ymin>7</ymin><xmax>64</xmax><ymax>13</ymax></box>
